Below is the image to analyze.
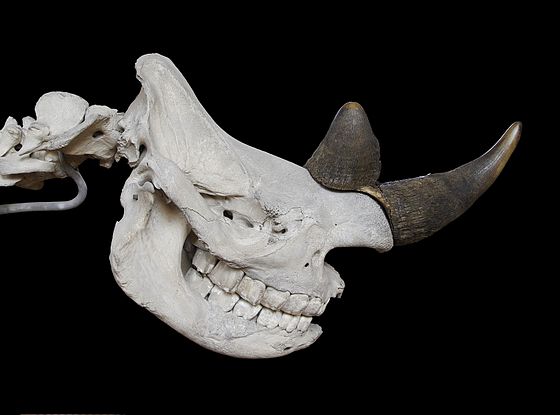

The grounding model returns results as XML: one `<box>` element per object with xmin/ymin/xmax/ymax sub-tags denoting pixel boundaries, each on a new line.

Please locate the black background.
<box><xmin>0</xmin><ymin>6</ymin><xmax>552</xmax><ymax>413</ymax></box>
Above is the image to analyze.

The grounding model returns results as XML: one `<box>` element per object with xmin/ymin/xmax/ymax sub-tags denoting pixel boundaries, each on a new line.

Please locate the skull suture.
<box><xmin>0</xmin><ymin>54</ymin><xmax>521</xmax><ymax>358</ymax></box>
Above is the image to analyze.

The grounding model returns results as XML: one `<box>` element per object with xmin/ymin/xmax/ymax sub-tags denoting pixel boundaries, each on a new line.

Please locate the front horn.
<box><xmin>305</xmin><ymin>103</ymin><xmax>521</xmax><ymax>246</ymax></box>
<box><xmin>380</xmin><ymin>122</ymin><xmax>521</xmax><ymax>245</ymax></box>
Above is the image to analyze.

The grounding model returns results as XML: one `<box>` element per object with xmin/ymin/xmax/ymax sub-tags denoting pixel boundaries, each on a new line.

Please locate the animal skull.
<box><xmin>0</xmin><ymin>54</ymin><xmax>521</xmax><ymax>358</ymax></box>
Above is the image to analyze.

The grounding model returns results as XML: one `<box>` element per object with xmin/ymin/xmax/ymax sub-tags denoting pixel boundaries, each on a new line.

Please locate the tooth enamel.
<box><xmin>302</xmin><ymin>297</ymin><xmax>322</xmax><ymax>316</ymax></box>
<box><xmin>261</xmin><ymin>287</ymin><xmax>290</xmax><ymax>310</ymax></box>
<box><xmin>185</xmin><ymin>268</ymin><xmax>214</xmax><ymax>298</ymax></box>
<box><xmin>233</xmin><ymin>299</ymin><xmax>262</xmax><ymax>320</ymax></box>
<box><xmin>317</xmin><ymin>299</ymin><xmax>330</xmax><ymax>316</ymax></box>
<box><xmin>256</xmin><ymin>307</ymin><xmax>282</xmax><ymax>329</ymax></box>
<box><xmin>208</xmin><ymin>261</ymin><xmax>244</xmax><ymax>292</ymax></box>
<box><xmin>208</xmin><ymin>285</ymin><xmax>239</xmax><ymax>312</ymax></box>
<box><xmin>192</xmin><ymin>249</ymin><xmax>218</xmax><ymax>274</ymax></box>
<box><xmin>297</xmin><ymin>316</ymin><xmax>312</xmax><ymax>332</ymax></box>
<box><xmin>279</xmin><ymin>313</ymin><xmax>300</xmax><ymax>333</ymax></box>
<box><xmin>280</xmin><ymin>293</ymin><xmax>309</xmax><ymax>315</ymax></box>
<box><xmin>236</xmin><ymin>276</ymin><xmax>266</xmax><ymax>305</ymax></box>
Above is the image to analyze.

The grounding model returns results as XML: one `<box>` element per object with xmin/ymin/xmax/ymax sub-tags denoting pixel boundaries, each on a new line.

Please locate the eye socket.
<box><xmin>14</xmin><ymin>143</ymin><xmax>22</xmax><ymax>151</ymax></box>
<box><xmin>223</xmin><ymin>209</ymin><xmax>233</xmax><ymax>220</ymax></box>
<box><xmin>92</xmin><ymin>130</ymin><xmax>104</xmax><ymax>139</ymax></box>
<box><xmin>304</xmin><ymin>263</ymin><xmax>309</xmax><ymax>268</ymax></box>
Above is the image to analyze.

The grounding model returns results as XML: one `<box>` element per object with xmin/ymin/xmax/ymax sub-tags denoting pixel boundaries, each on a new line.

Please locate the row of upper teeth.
<box><xmin>184</xmin><ymin>249</ymin><xmax>329</xmax><ymax>333</ymax></box>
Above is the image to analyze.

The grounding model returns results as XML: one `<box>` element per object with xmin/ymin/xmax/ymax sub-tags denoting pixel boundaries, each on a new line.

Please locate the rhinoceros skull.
<box><xmin>0</xmin><ymin>54</ymin><xmax>520</xmax><ymax>358</ymax></box>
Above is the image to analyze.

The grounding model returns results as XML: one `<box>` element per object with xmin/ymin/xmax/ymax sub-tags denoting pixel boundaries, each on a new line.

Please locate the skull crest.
<box><xmin>0</xmin><ymin>54</ymin><xmax>521</xmax><ymax>358</ymax></box>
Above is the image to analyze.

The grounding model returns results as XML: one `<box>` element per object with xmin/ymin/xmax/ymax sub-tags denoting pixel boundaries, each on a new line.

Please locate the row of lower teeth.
<box><xmin>184</xmin><ymin>249</ymin><xmax>330</xmax><ymax>332</ymax></box>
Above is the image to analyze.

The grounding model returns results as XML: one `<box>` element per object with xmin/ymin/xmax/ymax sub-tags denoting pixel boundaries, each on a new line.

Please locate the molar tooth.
<box><xmin>192</xmin><ymin>249</ymin><xmax>218</xmax><ymax>274</ymax></box>
<box><xmin>279</xmin><ymin>313</ymin><xmax>300</xmax><ymax>333</ymax></box>
<box><xmin>256</xmin><ymin>307</ymin><xmax>282</xmax><ymax>329</ymax></box>
<box><xmin>208</xmin><ymin>285</ymin><xmax>239</xmax><ymax>312</ymax></box>
<box><xmin>261</xmin><ymin>287</ymin><xmax>290</xmax><ymax>310</ymax></box>
<box><xmin>281</xmin><ymin>293</ymin><xmax>309</xmax><ymax>315</ymax></box>
<box><xmin>302</xmin><ymin>297</ymin><xmax>322</xmax><ymax>316</ymax></box>
<box><xmin>208</xmin><ymin>261</ymin><xmax>244</xmax><ymax>292</ymax></box>
<box><xmin>297</xmin><ymin>316</ymin><xmax>312</xmax><ymax>332</ymax></box>
<box><xmin>236</xmin><ymin>276</ymin><xmax>266</xmax><ymax>305</ymax></box>
<box><xmin>185</xmin><ymin>268</ymin><xmax>214</xmax><ymax>298</ymax></box>
<box><xmin>233</xmin><ymin>299</ymin><xmax>262</xmax><ymax>320</ymax></box>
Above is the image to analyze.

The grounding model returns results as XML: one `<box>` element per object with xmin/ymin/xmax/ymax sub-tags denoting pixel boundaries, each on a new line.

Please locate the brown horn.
<box><xmin>305</xmin><ymin>103</ymin><xmax>521</xmax><ymax>247</ymax></box>
<box><xmin>380</xmin><ymin>122</ymin><xmax>521</xmax><ymax>245</ymax></box>
<box><xmin>304</xmin><ymin>102</ymin><xmax>381</xmax><ymax>190</ymax></box>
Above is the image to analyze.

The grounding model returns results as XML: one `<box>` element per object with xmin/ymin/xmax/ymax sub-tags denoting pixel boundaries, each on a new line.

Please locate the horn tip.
<box><xmin>508</xmin><ymin>121</ymin><xmax>522</xmax><ymax>138</ymax></box>
<box><xmin>342</xmin><ymin>102</ymin><xmax>364</xmax><ymax>111</ymax></box>
<box><xmin>498</xmin><ymin>121</ymin><xmax>522</xmax><ymax>153</ymax></box>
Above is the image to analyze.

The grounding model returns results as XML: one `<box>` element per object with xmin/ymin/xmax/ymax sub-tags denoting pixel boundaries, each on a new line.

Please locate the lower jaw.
<box><xmin>111</xmin><ymin>175</ymin><xmax>322</xmax><ymax>358</ymax></box>
<box><xmin>184</xmin><ymin>275</ymin><xmax>323</xmax><ymax>358</ymax></box>
<box><xmin>178</xmin><ymin>241</ymin><xmax>328</xmax><ymax>357</ymax></box>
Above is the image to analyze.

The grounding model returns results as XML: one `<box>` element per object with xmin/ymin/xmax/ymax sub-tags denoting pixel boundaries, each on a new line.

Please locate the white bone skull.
<box><xmin>0</xmin><ymin>54</ymin><xmax>520</xmax><ymax>358</ymax></box>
